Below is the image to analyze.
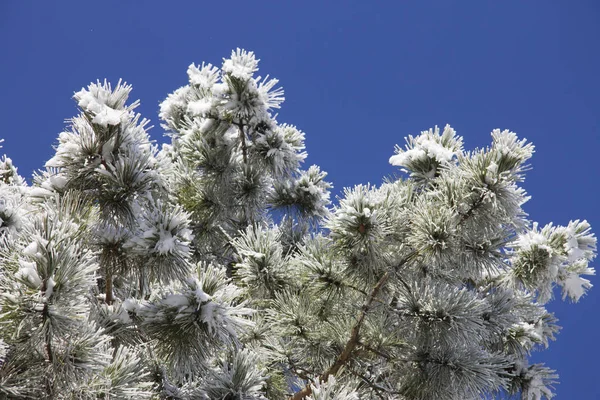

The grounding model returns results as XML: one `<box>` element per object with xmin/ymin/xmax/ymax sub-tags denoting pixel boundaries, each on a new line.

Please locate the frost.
<box><xmin>200</xmin><ymin>301</ymin><xmax>216</xmax><ymax>330</ymax></box>
<box><xmin>45</xmin><ymin>277</ymin><xmax>56</xmax><ymax>299</ymax></box>
<box><xmin>492</xmin><ymin>129</ymin><xmax>535</xmax><ymax>162</ymax></box>
<box><xmin>485</xmin><ymin>161</ymin><xmax>499</xmax><ymax>184</ymax></box>
<box><xmin>23</xmin><ymin>241</ymin><xmax>38</xmax><ymax>256</ymax></box>
<box><xmin>0</xmin><ymin>50</ymin><xmax>594</xmax><ymax>400</ymax></box>
<box><xmin>239</xmin><ymin>249</ymin><xmax>266</xmax><ymax>261</ymax></box>
<box><xmin>520</xmin><ymin>364</ymin><xmax>557</xmax><ymax>400</ymax></box>
<box><xmin>159</xmin><ymin>86</ymin><xmax>190</xmax><ymax>122</ymax></box>
<box><xmin>513</xmin><ymin>321</ymin><xmax>545</xmax><ymax>348</ymax></box>
<box><xmin>389</xmin><ymin>125</ymin><xmax>461</xmax><ymax>172</ymax></box>
<box><xmin>122</xmin><ymin>298</ymin><xmax>139</xmax><ymax>313</ymax></box>
<box><xmin>194</xmin><ymin>285</ymin><xmax>211</xmax><ymax>304</ymax></box>
<box><xmin>126</xmin><ymin>202</ymin><xmax>193</xmax><ymax>270</ymax></box>
<box><xmin>307</xmin><ymin>376</ymin><xmax>359</xmax><ymax>400</ymax></box>
<box><xmin>187</xmin><ymin>62</ymin><xmax>219</xmax><ymax>89</ymax></box>
<box><xmin>514</xmin><ymin>230</ymin><xmax>550</xmax><ymax>253</ymax></box>
<box><xmin>389</xmin><ymin>147</ymin><xmax>427</xmax><ymax>167</ymax></box>
<box><xmin>49</xmin><ymin>175</ymin><xmax>67</xmax><ymax>189</ymax></box>
<box><xmin>162</xmin><ymin>294</ymin><xmax>190</xmax><ymax>309</ymax></box>
<box><xmin>561</xmin><ymin>272</ymin><xmax>593</xmax><ymax>302</ymax></box>
<box><xmin>114</xmin><ymin>304</ymin><xmax>132</xmax><ymax>323</ymax></box>
<box><xmin>0</xmin><ymin>338</ymin><xmax>7</xmax><ymax>362</ymax></box>
<box><xmin>95</xmin><ymin>223</ymin><xmax>128</xmax><ymax>245</ymax></box>
<box><xmin>565</xmin><ymin>233</ymin><xmax>585</xmax><ymax>262</ymax></box>
<box><xmin>75</xmin><ymin>83</ymin><xmax>129</xmax><ymax>127</ymax></box>
<box><xmin>525</xmin><ymin>375</ymin><xmax>553</xmax><ymax>400</ymax></box>
<box><xmin>256</xmin><ymin>75</ymin><xmax>285</xmax><ymax>110</ymax></box>
<box><xmin>155</xmin><ymin>230</ymin><xmax>176</xmax><ymax>254</ymax></box>
<box><xmin>16</xmin><ymin>261</ymin><xmax>41</xmax><ymax>287</ymax></box>
<box><xmin>187</xmin><ymin>98</ymin><xmax>213</xmax><ymax>116</ymax></box>
<box><xmin>92</xmin><ymin>106</ymin><xmax>124</xmax><ymax>127</ymax></box>
<box><xmin>419</xmin><ymin>138</ymin><xmax>455</xmax><ymax>163</ymax></box>
<box><xmin>222</xmin><ymin>48</ymin><xmax>259</xmax><ymax>80</ymax></box>
<box><xmin>562</xmin><ymin>221</ymin><xmax>596</xmax><ymax>262</ymax></box>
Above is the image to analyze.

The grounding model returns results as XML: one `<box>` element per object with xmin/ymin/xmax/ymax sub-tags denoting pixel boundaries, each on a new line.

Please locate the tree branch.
<box><xmin>41</xmin><ymin>278</ymin><xmax>55</xmax><ymax>397</ymax></box>
<box><xmin>345</xmin><ymin>366</ymin><xmax>388</xmax><ymax>400</ymax></box>
<box><xmin>290</xmin><ymin>251</ymin><xmax>417</xmax><ymax>400</ymax></box>
<box><xmin>237</xmin><ymin>122</ymin><xmax>248</xmax><ymax>164</ymax></box>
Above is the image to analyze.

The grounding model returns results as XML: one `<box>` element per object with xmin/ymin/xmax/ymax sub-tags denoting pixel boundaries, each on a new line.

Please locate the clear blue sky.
<box><xmin>1</xmin><ymin>1</ymin><xmax>598</xmax><ymax>397</ymax></box>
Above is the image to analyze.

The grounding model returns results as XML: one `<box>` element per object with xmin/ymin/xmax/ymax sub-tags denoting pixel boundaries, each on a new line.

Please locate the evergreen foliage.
<box><xmin>0</xmin><ymin>50</ymin><xmax>595</xmax><ymax>399</ymax></box>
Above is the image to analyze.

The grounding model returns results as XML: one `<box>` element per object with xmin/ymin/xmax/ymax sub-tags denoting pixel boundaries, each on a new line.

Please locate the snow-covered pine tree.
<box><xmin>0</xmin><ymin>50</ymin><xmax>596</xmax><ymax>400</ymax></box>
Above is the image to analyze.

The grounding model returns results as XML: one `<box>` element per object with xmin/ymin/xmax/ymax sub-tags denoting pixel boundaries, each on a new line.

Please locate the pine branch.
<box><xmin>105</xmin><ymin>271</ymin><xmax>114</xmax><ymax>305</ymax></box>
<box><xmin>290</xmin><ymin>252</ymin><xmax>417</xmax><ymax>400</ymax></box>
<box><xmin>237</xmin><ymin>122</ymin><xmax>248</xmax><ymax>164</ymax></box>
<box><xmin>358</xmin><ymin>341</ymin><xmax>393</xmax><ymax>361</ymax></box>
<box><xmin>41</xmin><ymin>278</ymin><xmax>55</xmax><ymax>397</ymax></box>
<box><xmin>346</xmin><ymin>366</ymin><xmax>389</xmax><ymax>400</ymax></box>
<box><xmin>458</xmin><ymin>191</ymin><xmax>486</xmax><ymax>224</ymax></box>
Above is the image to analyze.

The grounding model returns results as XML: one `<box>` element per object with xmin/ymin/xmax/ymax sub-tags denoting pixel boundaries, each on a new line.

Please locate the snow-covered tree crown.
<box><xmin>0</xmin><ymin>50</ymin><xmax>595</xmax><ymax>400</ymax></box>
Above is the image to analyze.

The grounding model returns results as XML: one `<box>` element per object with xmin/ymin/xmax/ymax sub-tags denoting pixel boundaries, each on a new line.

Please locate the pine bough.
<box><xmin>0</xmin><ymin>50</ymin><xmax>595</xmax><ymax>400</ymax></box>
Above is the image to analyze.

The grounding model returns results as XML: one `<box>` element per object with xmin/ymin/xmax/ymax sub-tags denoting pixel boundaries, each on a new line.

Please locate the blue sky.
<box><xmin>1</xmin><ymin>1</ymin><xmax>599</xmax><ymax>397</ymax></box>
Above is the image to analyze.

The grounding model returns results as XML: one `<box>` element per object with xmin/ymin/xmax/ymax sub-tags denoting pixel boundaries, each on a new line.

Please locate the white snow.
<box><xmin>562</xmin><ymin>273</ymin><xmax>593</xmax><ymax>302</ymax></box>
<box><xmin>514</xmin><ymin>230</ymin><xmax>550</xmax><ymax>252</ymax></box>
<box><xmin>16</xmin><ymin>260</ymin><xmax>41</xmax><ymax>287</ymax></box>
<box><xmin>240</xmin><ymin>249</ymin><xmax>266</xmax><ymax>261</ymax></box>
<box><xmin>515</xmin><ymin>321</ymin><xmax>544</xmax><ymax>344</ymax></box>
<box><xmin>419</xmin><ymin>138</ymin><xmax>455</xmax><ymax>163</ymax></box>
<box><xmin>75</xmin><ymin>87</ymin><xmax>127</xmax><ymax>127</ymax></box>
<box><xmin>485</xmin><ymin>161</ymin><xmax>499</xmax><ymax>184</ymax></box>
<box><xmin>29</xmin><ymin>187</ymin><xmax>53</xmax><ymax>198</ymax></box>
<box><xmin>307</xmin><ymin>375</ymin><xmax>359</xmax><ymax>400</ymax></box>
<box><xmin>0</xmin><ymin>338</ymin><xmax>7</xmax><ymax>362</ymax></box>
<box><xmin>187</xmin><ymin>98</ymin><xmax>213</xmax><ymax>116</ymax></box>
<box><xmin>45</xmin><ymin>277</ymin><xmax>56</xmax><ymax>299</ymax></box>
<box><xmin>155</xmin><ymin>230</ymin><xmax>176</xmax><ymax>254</ymax></box>
<box><xmin>564</xmin><ymin>226</ymin><xmax>586</xmax><ymax>262</ymax></box>
<box><xmin>200</xmin><ymin>301</ymin><xmax>217</xmax><ymax>332</ymax></box>
<box><xmin>159</xmin><ymin>86</ymin><xmax>190</xmax><ymax>122</ymax></box>
<box><xmin>524</xmin><ymin>371</ymin><xmax>554</xmax><ymax>400</ymax></box>
<box><xmin>22</xmin><ymin>242</ymin><xmax>38</xmax><ymax>256</ymax></box>
<box><xmin>122</xmin><ymin>298</ymin><xmax>140</xmax><ymax>313</ymax></box>
<box><xmin>389</xmin><ymin>147</ymin><xmax>426</xmax><ymax>167</ymax></box>
<box><xmin>256</xmin><ymin>75</ymin><xmax>285</xmax><ymax>110</ymax></box>
<box><xmin>92</xmin><ymin>106</ymin><xmax>124</xmax><ymax>127</ymax></box>
<box><xmin>49</xmin><ymin>175</ymin><xmax>67</xmax><ymax>190</ymax></box>
<box><xmin>222</xmin><ymin>48</ymin><xmax>259</xmax><ymax>80</ymax></box>
<box><xmin>492</xmin><ymin>129</ymin><xmax>534</xmax><ymax>160</ymax></box>
<box><xmin>187</xmin><ymin>62</ymin><xmax>219</xmax><ymax>89</ymax></box>
<box><xmin>390</xmin><ymin>137</ymin><xmax>455</xmax><ymax>168</ymax></box>
<box><xmin>194</xmin><ymin>285</ymin><xmax>211</xmax><ymax>304</ymax></box>
<box><xmin>162</xmin><ymin>294</ymin><xmax>190</xmax><ymax>309</ymax></box>
<box><xmin>114</xmin><ymin>304</ymin><xmax>132</xmax><ymax>323</ymax></box>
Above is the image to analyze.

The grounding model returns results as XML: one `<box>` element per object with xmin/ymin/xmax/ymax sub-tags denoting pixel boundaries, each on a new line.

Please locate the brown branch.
<box><xmin>104</xmin><ymin>250</ymin><xmax>115</xmax><ymax>305</ymax></box>
<box><xmin>41</xmin><ymin>278</ymin><xmax>55</xmax><ymax>397</ymax></box>
<box><xmin>40</xmin><ymin>279</ymin><xmax>54</xmax><ymax>364</ymax></box>
<box><xmin>290</xmin><ymin>270</ymin><xmax>390</xmax><ymax>400</ymax></box>
<box><xmin>358</xmin><ymin>341</ymin><xmax>393</xmax><ymax>361</ymax></box>
<box><xmin>458</xmin><ymin>191</ymin><xmax>487</xmax><ymax>224</ymax></box>
<box><xmin>290</xmin><ymin>252</ymin><xmax>416</xmax><ymax>400</ymax></box>
<box><xmin>237</xmin><ymin>122</ymin><xmax>248</xmax><ymax>164</ymax></box>
<box><xmin>105</xmin><ymin>270</ymin><xmax>113</xmax><ymax>305</ymax></box>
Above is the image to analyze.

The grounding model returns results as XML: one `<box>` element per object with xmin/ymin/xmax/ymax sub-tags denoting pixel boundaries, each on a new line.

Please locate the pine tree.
<box><xmin>0</xmin><ymin>50</ymin><xmax>595</xmax><ymax>399</ymax></box>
